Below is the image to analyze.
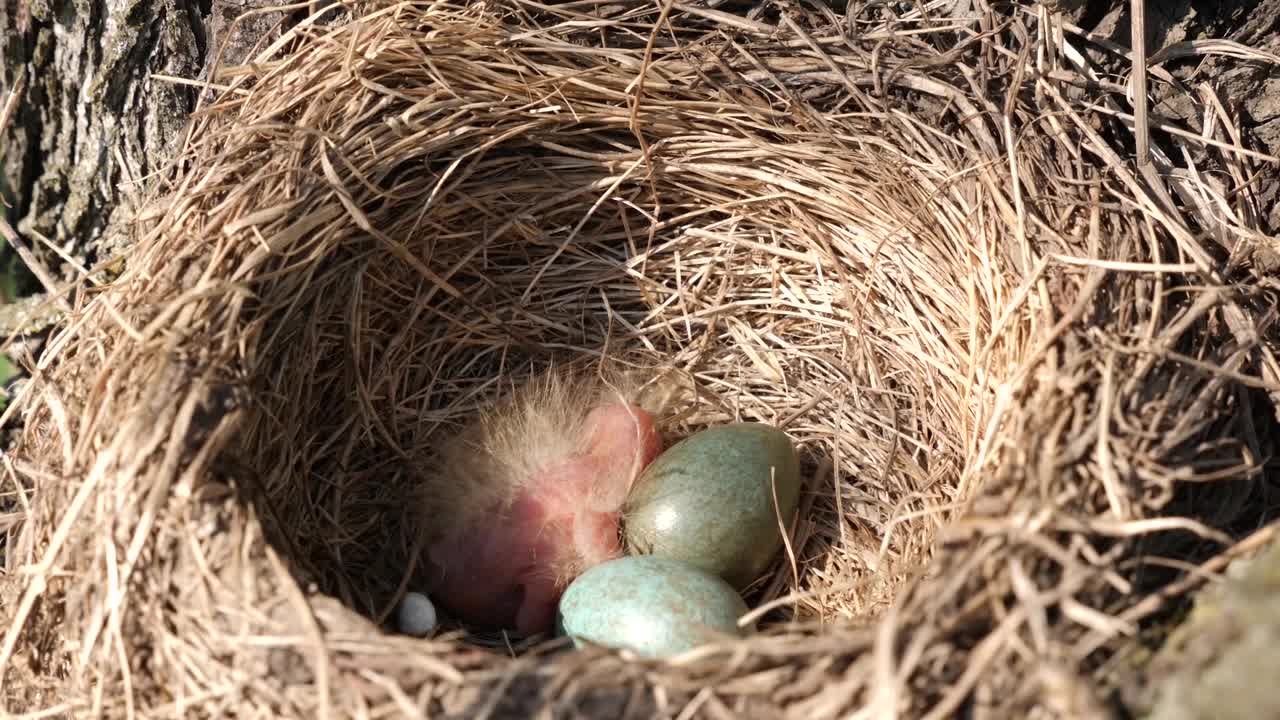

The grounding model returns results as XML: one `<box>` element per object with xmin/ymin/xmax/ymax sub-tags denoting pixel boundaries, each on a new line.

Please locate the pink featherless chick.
<box><xmin>415</xmin><ymin>369</ymin><xmax>664</xmax><ymax>636</ymax></box>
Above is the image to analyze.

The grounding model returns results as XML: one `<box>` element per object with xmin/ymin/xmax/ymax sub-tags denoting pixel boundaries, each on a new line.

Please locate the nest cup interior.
<box><xmin>221</xmin><ymin>21</ymin><xmax>981</xmax><ymax>648</ymax></box>
<box><xmin>252</xmin><ymin>117</ymin><xmax>945</xmax><ymax>639</ymax></box>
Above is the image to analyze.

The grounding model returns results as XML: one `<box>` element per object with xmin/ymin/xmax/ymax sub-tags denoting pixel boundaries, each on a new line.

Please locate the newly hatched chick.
<box><xmin>416</xmin><ymin>368</ymin><xmax>664</xmax><ymax>636</ymax></box>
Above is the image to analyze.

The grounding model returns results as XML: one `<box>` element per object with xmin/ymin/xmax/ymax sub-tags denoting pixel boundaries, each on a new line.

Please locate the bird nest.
<box><xmin>3</xmin><ymin>0</ymin><xmax>1279</xmax><ymax>716</ymax></box>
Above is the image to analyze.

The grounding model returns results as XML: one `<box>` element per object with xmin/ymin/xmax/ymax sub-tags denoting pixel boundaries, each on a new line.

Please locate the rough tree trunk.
<box><xmin>0</xmin><ymin>0</ymin><xmax>297</xmax><ymax>332</ymax></box>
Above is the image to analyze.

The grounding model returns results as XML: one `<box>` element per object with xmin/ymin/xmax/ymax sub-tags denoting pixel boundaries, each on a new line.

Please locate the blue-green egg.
<box><xmin>556</xmin><ymin>555</ymin><xmax>750</xmax><ymax>658</ymax></box>
<box><xmin>623</xmin><ymin>422</ymin><xmax>801</xmax><ymax>590</ymax></box>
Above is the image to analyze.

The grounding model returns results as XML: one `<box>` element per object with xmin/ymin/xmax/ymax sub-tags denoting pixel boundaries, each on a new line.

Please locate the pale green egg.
<box><xmin>623</xmin><ymin>422</ymin><xmax>801</xmax><ymax>590</ymax></box>
<box><xmin>556</xmin><ymin>555</ymin><xmax>750</xmax><ymax>658</ymax></box>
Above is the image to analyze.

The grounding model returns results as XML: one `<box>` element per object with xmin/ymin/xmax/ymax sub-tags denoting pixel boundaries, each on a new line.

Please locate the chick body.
<box><xmin>419</xmin><ymin>372</ymin><xmax>663</xmax><ymax>635</ymax></box>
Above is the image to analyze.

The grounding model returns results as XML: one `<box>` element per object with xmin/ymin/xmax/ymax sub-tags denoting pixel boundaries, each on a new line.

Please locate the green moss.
<box><xmin>0</xmin><ymin>172</ymin><xmax>38</xmax><ymax>410</ymax></box>
<box><xmin>1143</xmin><ymin>542</ymin><xmax>1280</xmax><ymax>720</ymax></box>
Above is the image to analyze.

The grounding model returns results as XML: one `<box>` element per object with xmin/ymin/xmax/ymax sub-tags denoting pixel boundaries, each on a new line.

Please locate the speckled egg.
<box><xmin>623</xmin><ymin>422</ymin><xmax>801</xmax><ymax>589</ymax></box>
<box><xmin>556</xmin><ymin>555</ymin><xmax>750</xmax><ymax>658</ymax></box>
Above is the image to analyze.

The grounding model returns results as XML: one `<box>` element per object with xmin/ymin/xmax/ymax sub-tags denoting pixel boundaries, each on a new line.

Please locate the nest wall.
<box><xmin>2</xmin><ymin>1</ymin><xmax>1278</xmax><ymax>717</ymax></box>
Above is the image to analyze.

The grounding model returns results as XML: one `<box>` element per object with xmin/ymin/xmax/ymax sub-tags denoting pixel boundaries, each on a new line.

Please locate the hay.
<box><xmin>3</xmin><ymin>0</ymin><xmax>1279</xmax><ymax>716</ymax></box>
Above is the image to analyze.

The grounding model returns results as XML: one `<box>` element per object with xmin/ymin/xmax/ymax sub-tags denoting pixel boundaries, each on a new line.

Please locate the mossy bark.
<box><xmin>1129</xmin><ymin>541</ymin><xmax>1280</xmax><ymax>720</ymax></box>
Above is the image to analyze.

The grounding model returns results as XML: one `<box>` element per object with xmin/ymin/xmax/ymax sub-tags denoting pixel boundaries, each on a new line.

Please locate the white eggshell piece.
<box><xmin>397</xmin><ymin>592</ymin><xmax>438</xmax><ymax>636</ymax></box>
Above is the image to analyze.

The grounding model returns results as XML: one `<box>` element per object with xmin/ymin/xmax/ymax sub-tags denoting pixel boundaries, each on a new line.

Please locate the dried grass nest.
<box><xmin>3</xmin><ymin>0</ymin><xmax>1280</xmax><ymax>716</ymax></box>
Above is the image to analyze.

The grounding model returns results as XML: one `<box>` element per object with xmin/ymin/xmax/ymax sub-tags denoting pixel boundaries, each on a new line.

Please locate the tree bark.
<box><xmin>0</xmin><ymin>0</ymin><xmax>295</xmax><ymax>289</ymax></box>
